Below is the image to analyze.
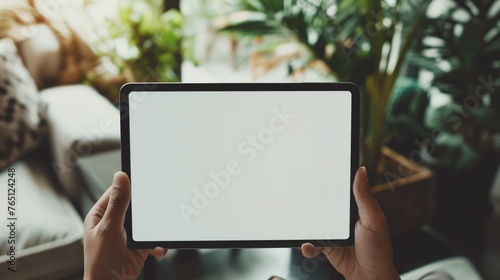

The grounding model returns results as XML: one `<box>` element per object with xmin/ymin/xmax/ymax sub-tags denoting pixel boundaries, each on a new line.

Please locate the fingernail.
<box><xmin>112</xmin><ymin>172</ymin><xmax>120</xmax><ymax>185</ymax></box>
<box><xmin>360</xmin><ymin>166</ymin><xmax>369</xmax><ymax>185</ymax></box>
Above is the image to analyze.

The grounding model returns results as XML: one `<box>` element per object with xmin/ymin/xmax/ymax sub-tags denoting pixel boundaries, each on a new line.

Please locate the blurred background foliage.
<box><xmin>216</xmin><ymin>0</ymin><xmax>500</xmax><ymax>179</ymax></box>
<box><xmin>88</xmin><ymin>0</ymin><xmax>184</xmax><ymax>101</ymax></box>
<box><xmin>397</xmin><ymin>0</ymin><xmax>500</xmax><ymax>171</ymax></box>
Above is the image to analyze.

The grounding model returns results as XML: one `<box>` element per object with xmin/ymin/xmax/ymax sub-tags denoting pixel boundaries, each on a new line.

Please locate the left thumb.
<box><xmin>101</xmin><ymin>172</ymin><xmax>131</xmax><ymax>231</ymax></box>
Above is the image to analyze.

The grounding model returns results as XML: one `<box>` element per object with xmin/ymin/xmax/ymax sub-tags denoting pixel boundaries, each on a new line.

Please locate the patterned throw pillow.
<box><xmin>0</xmin><ymin>38</ymin><xmax>48</xmax><ymax>170</ymax></box>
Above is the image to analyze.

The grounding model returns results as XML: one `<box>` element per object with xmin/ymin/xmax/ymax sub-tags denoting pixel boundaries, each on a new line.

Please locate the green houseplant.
<box><xmin>406</xmin><ymin>0</ymin><xmax>500</xmax><ymax>170</ymax></box>
<box><xmin>218</xmin><ymin>0</ymin><xmax>436</xmax><ymax>234</ymax></box>
<box><xmin>88</xmin><ymin>0</ymin><xmax>184</xmax><ymax>101</ymax></box>
<box><xmin>388</xmin><ymin>0</ymin><xmax>500</xmax><ymax>242</ymax></box>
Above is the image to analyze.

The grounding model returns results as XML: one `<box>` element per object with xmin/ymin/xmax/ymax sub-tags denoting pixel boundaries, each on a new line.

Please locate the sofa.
<box><xmin>0</xmin><ymin>23</ymin><xmax>120</xmax><ymax>279</ymax></box>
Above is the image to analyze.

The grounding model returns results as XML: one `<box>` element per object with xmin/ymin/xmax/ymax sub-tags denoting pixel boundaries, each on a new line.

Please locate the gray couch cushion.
<box><xmin>0</xmin><ymin>156</ymin><xmax>83</xmax><ymax>280</ymax></box>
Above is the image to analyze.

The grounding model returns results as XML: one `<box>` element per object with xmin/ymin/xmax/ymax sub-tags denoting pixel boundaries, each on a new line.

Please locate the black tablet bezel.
<box><xmin>120</xmin><ymin>82</ymin><xmax>359</xmax><ymax>249</ymax></box>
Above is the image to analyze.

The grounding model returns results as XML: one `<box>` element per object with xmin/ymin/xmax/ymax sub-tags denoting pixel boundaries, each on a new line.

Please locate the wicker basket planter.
<box><xmin>373</xmin><ymin>146</ymin><xmax>435</xmax><ymax>236</ymax></box>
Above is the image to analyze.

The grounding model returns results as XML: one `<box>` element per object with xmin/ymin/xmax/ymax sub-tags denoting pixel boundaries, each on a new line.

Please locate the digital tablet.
<box><xmin>120</xmin><ymin>83</ymin><xmax>359</xmax><ymax>249</ymax></box>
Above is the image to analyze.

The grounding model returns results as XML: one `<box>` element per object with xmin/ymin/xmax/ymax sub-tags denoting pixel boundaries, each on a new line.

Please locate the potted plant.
<box><xmin>217</xmin><ymin>0</ymin><xmax>435</xmax><ymax>234</ymax></box>
<box><xmin>388</xmin><ymin>0</ymin><xmax>500</xmax><ymax>242</ymax></box>
<box><xmin>87</xmin><ymin>0</ymin><xmax>184</xmax><ymax>102</ymax></box>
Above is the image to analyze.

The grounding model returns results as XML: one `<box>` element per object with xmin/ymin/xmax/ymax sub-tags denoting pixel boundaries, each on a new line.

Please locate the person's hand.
<box><xmin>301</xmin><ymin>167</ymin><xmax>400</xmax><ymax>280</ymax></box>
<box><xmin>83</xmin><ymin>172</ymin><xmax>167</xmax><ymax>280</ymax></box>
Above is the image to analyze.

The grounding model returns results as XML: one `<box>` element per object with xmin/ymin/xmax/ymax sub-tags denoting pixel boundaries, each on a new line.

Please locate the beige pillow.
<box><xmin>0</xmin><ymin>38</ymin><xmax>48</xmax><ymax>170</ymax></box>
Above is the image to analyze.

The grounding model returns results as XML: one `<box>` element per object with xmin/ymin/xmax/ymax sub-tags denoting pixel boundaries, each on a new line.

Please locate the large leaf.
<box><xmin>426</xmin><ymin>132</ymin><xmax>480</xmax><ymax>170</ymax></box>
<box><xmin>219</xmin><ymin>20</ymin><xmax>291</xmax><ymax>36</ymax></box>
<box><xmin>412</xmin><ymin>0</ymin><xmax>500</xmax><ymax>138</ymax></box>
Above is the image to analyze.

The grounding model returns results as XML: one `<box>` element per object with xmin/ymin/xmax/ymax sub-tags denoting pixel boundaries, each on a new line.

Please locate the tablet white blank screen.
<box><xmin>129</xmin><ymin>91</ymin><xmax>352</xmax><ymax>241</ymax></box>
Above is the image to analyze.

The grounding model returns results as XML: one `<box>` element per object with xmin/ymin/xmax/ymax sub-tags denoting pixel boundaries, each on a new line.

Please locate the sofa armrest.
<box><xmin>41</xmin><ymin>85</ymin><xmax>120</xmax><ymax>200</ymax></box>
